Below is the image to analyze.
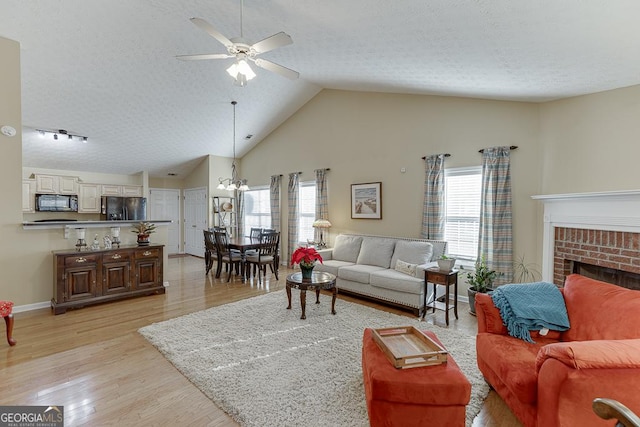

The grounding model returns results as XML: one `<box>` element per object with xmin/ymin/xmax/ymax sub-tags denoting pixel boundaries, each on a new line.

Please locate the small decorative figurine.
<box><xmin>104</xmin><ymin>235</ymin><xmax>112</xmax><ymax>249</ymax></box>
<box><xmin>91</xmin><ymin>234</ymin><xmax>100</xmax><ymax>250</ymax></box>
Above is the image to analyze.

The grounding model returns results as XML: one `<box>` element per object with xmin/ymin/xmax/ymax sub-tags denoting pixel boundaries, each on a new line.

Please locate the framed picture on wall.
<box><xmin>351</xmin><ymin>182</ymin><xmax>382</xmax><ymax>219</ymax></box>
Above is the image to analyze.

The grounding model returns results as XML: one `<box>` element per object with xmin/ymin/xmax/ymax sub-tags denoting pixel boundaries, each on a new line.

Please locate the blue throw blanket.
<box><xmin>491</xmin><ymin>282</ymin><xmax>570</xmax><ymax>343</ymax></box>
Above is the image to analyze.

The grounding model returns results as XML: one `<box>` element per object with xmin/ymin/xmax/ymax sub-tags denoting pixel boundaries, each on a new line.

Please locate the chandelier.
<box><xmin>217</xmin><ymin>101</ymin><xmax>249</xmax><ymax>191</ymax></box>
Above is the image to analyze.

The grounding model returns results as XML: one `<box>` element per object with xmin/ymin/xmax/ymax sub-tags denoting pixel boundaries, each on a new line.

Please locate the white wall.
<box><xmin>539</xmin><ymin>84</ymin><xmax>640</xmax><ymax>194</ymax></box>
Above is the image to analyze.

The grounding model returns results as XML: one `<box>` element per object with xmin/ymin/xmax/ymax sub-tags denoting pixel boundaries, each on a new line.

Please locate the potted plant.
<box><xmin>436</xmin><ymin>255</ymin><xmax>456</xmax><ymax>271</ymax></box>
<box><xmin>291</xmin><ymin>246</ymin><xmax>323</xmax><ymax>279</ymax></box>
<box><xmin>131</xmin><ymin>222</ymin><xmax>156</xmax><ymax>246</ymax></box>
<box><xmin>466</xmin><ymin>256</ymin><xmax>500</xmax><ymax>316</ymax></box>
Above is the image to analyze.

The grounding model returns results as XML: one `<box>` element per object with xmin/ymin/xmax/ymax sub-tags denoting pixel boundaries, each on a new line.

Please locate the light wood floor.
<box><xmin>1</xmin><ymin>255</ymin><xmax>522</xmax><ymax>426</ymax></box>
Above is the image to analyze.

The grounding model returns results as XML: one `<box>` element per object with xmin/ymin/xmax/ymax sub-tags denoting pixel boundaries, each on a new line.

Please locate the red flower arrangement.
<box><xmin>290</xmin><ymin>246</ymin><xmax>323</xmax><ymax>267</ymax></box>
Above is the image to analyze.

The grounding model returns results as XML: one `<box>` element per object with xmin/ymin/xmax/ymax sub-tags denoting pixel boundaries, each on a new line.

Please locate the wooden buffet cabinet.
<box><xmin>52</xmin><ymin>244</ymin><xmax>164</xmax><ymax>314</ymax></box>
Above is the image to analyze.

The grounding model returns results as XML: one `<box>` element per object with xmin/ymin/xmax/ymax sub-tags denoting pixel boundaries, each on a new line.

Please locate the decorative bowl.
<box><xmin>221</xmin><ymin>202</ymin><xmax>233</xmax><ymax>212</ymax></box>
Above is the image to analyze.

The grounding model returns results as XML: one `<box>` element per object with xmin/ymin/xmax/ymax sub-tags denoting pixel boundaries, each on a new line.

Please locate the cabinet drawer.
<box><xmin>64</xmin><ymin>254</ymin><xmax>99</xmax><ymax>266</ymax></box>
<box><xmin>135</xmin><ymin>248</ymin><xmax>160</xmax><ymax>259</ymax></box>
<box><xmin>103</xmin><ymin>251</ymin><xmax>131</xmax><ymax>263</ymax></box>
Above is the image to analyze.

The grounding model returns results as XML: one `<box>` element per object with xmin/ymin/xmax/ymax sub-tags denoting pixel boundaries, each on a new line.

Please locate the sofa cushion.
<box><xmin>562</xmin><ymin>274</ymin><xmax>640</xmax><ymax>341</ymax></box>
<box><xmin>314</xmin><ymin>260</ymin><xmax>355</xmax><ymax>276</ymax></box>
<box><xmin>370</xmin><ymin>269</ymin><xmax>424</xmax><ymax>295</ymax></box>
<box><xmin>476</xmin><ymin>333</ymin><xmax>560</xmax><ymax>404</ymax></box>
<box><xmin>357</xmin><ymin>237</ymin><xmax>396</xmax><ymax>268</ymax></box>
<box><xmin>339</xmin><ymin>264</ymin><xmax>387</xmax><ymax>284</ymax></box>
<box><xmin>390</xmin><ymin>240</ymin><xmax>433</xmax><ymax>269</ymax></box>
<box><xmin>332</xmin><ymin>235</ymin><xmax>363</xmax><ymax>263</ymax></box>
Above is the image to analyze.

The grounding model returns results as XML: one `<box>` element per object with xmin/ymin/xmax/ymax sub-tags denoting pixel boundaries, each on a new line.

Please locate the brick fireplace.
<box><xmin>553</xmin><ymin>227</ymin><xmax>640</xmax><ymax>287</ymax></box>
<box><xmin>533</xmin><ymin>190</ymin><xmax>640</xmax><ymax>286</ymax></box>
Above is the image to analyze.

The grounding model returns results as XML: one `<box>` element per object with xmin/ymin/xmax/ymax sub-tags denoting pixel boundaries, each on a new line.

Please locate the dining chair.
<box><xmin>245</xmin><ymin>231</ymin><xmax>280</xmax><ymax>284</ymax></box>
<box><xmin>213</xmin><ymin>230</ymin><xmax>244</xmax><ymax>281</ymax></box>
<box><xmin>203</xmin><ymin>230</ymin><xmax>217</xmax><ymax>275</ymax></box>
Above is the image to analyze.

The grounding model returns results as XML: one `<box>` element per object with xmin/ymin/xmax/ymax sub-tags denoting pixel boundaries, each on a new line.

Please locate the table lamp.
<box><xmin>312</xmin><ymin>219</ymin><xmax>332</xmax><ymax>249</ymax></box>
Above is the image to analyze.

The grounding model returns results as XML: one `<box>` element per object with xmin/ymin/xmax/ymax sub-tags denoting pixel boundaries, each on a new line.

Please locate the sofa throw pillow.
<box><xmin>332</xmin><ymin>235</ymin><xmax>363</xmax><ymax>263</ymax></box>
<box><xmin>357</xmin><ymin>237</ymin><xmax>396</xmax><ymax>268</ymax></box>
<box><xmin>390</xmin><ymin>240</ymin><xmax>433</xmax><ymax>269</ymax></box>
<box><xmin>395</xmin><ymin>260</ymin><xmax>417</xmax><ymax>277</ymax></box>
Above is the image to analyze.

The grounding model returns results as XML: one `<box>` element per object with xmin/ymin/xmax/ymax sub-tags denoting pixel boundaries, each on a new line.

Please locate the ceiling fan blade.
<box><xmin>176</xmin><ymin>53</ymin><xmax>234</xmax><ymax>61</ymax></box>
<box><xmin>190</xmin><ymin>17</ymin><xmax>234</xmax><ymax>49</ymax></box>
<box><xmin>254</xmin><ymin>58</ymin><xmax>299</xmax><ymax>80</ymax></box>
<box><xmin>251</xmin><ymin>32</ymin><xmax>293</xmax><ymax>54</ymax></box>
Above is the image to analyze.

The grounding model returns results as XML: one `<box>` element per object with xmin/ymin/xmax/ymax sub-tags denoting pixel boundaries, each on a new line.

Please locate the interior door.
<box><xmin>148</xmin><ymin>188</ymin><xmax>181</xmax><ymax>254</ymax></box>
<box><xmin>184</xmin><ymin>187</ymin><xmax>207</xmax><ymax>257</ymax></box>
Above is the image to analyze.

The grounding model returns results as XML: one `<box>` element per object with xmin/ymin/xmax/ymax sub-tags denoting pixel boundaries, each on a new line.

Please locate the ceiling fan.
<box><xmin>177</xmin><ymin>0</ymin><xmax>299</xmax><ymax>86</ymax></box>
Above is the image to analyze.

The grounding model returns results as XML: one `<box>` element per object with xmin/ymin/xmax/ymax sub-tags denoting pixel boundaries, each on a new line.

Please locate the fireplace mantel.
<box><xmin>532</xmin><ymin>190</ymin><xmax>640</xmax><ymax>281</ymax></box>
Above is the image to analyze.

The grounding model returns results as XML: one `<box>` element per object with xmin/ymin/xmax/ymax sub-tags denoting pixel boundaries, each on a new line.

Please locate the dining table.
<box><xmin>227</xmin><ymin>236</ymin><xmax>264</xmax><ymax>281</ymax></box>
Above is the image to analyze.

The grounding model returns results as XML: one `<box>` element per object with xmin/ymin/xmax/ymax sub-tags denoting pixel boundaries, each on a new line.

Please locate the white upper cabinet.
<box><xmin>35</xmin><ymin>174</ymin><xmax>78</xmax><ymax>194</ymax></box>
<box><xmin>78</xmin><ymin>183</ymin><xmax>101</xmax><ymax>213</ymax></box>
<box><xmin>22</xmin><ymin>179</ymin><xmax>35</xmax><ymax>212</ymax></box>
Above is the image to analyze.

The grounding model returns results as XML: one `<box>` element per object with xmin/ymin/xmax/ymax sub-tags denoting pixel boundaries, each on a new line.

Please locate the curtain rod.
<box><xmin>421</xmin><ymin>154</ymin><xmax>451</xmax><ymax>160</ymax></box>
<box><xmin>478</xmin><ymin>145</ymin><xmax>518</xmax><ymax>153</ymax></box>
<box><xmin>314</xmin><ymin>168</ymin><xmax>331</xmax><ymax>171</ymax></box>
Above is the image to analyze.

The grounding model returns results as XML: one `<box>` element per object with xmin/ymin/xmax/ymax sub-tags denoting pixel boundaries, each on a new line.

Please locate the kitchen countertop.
<box><xmin>23</xmin><ymin>219</ymin><xmax>172</xmax><ymax>230</ymax></box>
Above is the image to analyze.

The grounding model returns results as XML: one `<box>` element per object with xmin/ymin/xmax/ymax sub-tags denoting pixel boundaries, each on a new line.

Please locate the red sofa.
<box><xmin>475</xmin><ymin>274</ymin><xmax>640</xmax><ymax>427</ymax></box>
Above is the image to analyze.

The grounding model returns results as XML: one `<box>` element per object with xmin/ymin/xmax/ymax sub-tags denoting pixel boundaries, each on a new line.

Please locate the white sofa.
<box><xmin>315</xmin><ymin>234</ymin><xmax>447</xmax><ymax>316</ymax></box>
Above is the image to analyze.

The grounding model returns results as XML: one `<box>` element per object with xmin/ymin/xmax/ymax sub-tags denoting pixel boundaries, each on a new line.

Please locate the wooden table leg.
<box><xmin>315</xmin><ymin>288</ymin><xmax>321</xmax><ymax>304</ymax></box>
<box><xmin>300</xmin><ymin>289</ymin><xmax>307</xmax><ymax>320</ymax></box>
<box><xmin>286</xmin><ymin>284</ymin><xmax>292</xmax><ymax>310</ymax></box>
<box><xmin>445</xmin><ymin>282</ymin><xmax>450</xmax><ymax>326</ymax></box>
<box><xmin>331</xmin><ymin>287</ymin><xmax>337</xmax><ymax>315</ymax></box>
<box><xmin>454</xmin><ymin>276</ymin><xmax>459</xmax><ymax>320</ymax></box>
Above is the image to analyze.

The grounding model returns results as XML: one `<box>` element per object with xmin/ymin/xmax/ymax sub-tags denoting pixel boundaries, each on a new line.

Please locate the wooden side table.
<box><xmin>423</xmin><ymin>268</ymin><xmax>459</xmax><ymax>325</ymax></box>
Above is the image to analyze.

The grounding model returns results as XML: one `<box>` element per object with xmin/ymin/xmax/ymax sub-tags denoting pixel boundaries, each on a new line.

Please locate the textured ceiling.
<box><xmin>1</xmin><ymin>0</ymin><xmax>639</xmax><ymax>178</ymax></box>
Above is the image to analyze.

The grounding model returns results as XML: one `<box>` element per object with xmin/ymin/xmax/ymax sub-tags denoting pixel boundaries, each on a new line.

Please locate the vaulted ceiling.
<box><xmin>2</xmin><ymin>0</ymin><xmax>639</xmax><ymax>178</ymax></box>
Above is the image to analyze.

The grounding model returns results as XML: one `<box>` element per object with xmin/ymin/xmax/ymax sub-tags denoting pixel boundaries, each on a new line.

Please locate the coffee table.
<box><xmin>286</xmin><ymin>271</ymin><xmax>337</xmax><ymax>319</ymax></box>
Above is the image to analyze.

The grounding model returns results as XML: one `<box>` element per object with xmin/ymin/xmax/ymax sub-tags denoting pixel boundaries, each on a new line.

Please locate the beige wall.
<box><xmin>539</xmin><ymin>85</ymin><xmax>640</xmax><ymax>194</ymax></box>
<box><xmin>241</xmin><ymin>89</ymin><xmax>543</xmax><ymax>274</ymax></box>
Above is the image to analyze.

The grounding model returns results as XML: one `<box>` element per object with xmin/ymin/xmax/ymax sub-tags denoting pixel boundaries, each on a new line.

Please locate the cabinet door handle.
<box><xmin>112</xmin><ymin>254</ymin><xmax>121</xmax><ymax>259</ymax></box>
<box><xmin>75</xmin><ymin>257</ymin><xmax>87</xmax><ymax>263</ymax></box>
<box><xmin>143</xmin><ymin>251</ymin><xmax>152</xmax><ymax>256</ymax></box>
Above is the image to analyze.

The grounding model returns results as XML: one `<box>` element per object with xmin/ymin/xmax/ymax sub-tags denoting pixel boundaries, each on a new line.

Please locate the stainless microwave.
<box><xmin>35</xmin><ymin>194</ymin><xmax>79</xmax><ymax>212</ymax></box>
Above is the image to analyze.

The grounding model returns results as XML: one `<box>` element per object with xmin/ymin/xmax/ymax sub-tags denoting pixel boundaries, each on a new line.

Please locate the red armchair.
<box><xmin>1</xmin><ymin>300</ymin><xmax>16</xmax><ymax>346</ymax></box>
<box><xmin>475</xmin><ymin>274</ymin><xmax>640</xmax><ymax>427</ymax></box>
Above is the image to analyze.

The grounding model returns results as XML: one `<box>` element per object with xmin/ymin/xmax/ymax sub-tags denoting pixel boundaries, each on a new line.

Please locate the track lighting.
<box><xmin>35</xmin><ymin>128</ymin><xmax>88</xmax><ymax>143</ymax></box>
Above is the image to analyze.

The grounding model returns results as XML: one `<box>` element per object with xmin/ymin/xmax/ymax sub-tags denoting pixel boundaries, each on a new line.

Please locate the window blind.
<box><xmin>444</xmin><ymin>167</ymin><xmax>482</xmax><ymax>260</ymax></box>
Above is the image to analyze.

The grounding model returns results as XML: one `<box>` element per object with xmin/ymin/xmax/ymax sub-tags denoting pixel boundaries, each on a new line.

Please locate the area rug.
<box><xmin>139</xmin><ymin>292</ymin><xmax>489</xmax><ymax>426</ymax></box>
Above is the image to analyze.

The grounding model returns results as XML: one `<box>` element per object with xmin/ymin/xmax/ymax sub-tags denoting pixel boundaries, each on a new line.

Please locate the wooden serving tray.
<box><xmin>372</xmin><ymin>326</ymin><xmax>448</xmax><ymax>369</ymax></box>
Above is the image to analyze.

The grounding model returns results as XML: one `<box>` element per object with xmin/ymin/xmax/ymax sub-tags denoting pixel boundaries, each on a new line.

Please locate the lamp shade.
<box><xmin>312</xmin><ymin>219</ymin><xmax>332</xmax><ymax>229</ymax></box>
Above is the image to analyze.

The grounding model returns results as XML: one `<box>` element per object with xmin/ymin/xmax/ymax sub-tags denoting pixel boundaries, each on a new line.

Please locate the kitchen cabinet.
<box><xmin>123</xmin><ymin>185</ymin><xmax>143</xmax><ymax>197</ymax></box>
<box><xmin>101</xmin><ymin>184</ymin><xmax>122</xmax><ymax>196</ymax></box>
<box><xmin>78</xmin><ymin>183</ymin><xmax>101</xmax><ymax>213</ymax></box>
<box><xmin>101</xmin><ymin>184</ymin><xmax>143</xmax><ymax>197</ymax></box>
<box><xmin>22</xmin><ymin>179</ymin><xmax>35</xmax><ymax>212</ymax></box>
<box><xmin>35</xmin><ymin>174</ymin><xmax>78</xmax><ymax>194</ymax></box>
<box><xmin>52</xmin><ymin>245</ymin><xmax>164</xmax><ymax>314</ymax></box>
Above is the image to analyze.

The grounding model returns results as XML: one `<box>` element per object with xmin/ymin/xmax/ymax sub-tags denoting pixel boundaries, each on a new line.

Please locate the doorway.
<box><xmin>148</xmin><ymin>188</ymin><xmax>181</xmax><ymax>254</ymax></box>
<box><xmin>184</xmin><ymin>187</ymin><xmax>207</xmax><ymax>257</ymax></box>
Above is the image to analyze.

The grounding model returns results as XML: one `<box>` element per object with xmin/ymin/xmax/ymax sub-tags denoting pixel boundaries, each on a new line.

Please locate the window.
<box><xmin>444</xmin><ymin>167</ymin><xmax>482</xmax><ymax>261</ymax></box>
<box><xmin>298</xmin><ymin>181</ymin><xmax>316</xmax><ymax>244</ymax></box>
<box><xmin>243</xmin><ymin>186</ymin><xmax>271</xmax><ymax>236</ymax></box>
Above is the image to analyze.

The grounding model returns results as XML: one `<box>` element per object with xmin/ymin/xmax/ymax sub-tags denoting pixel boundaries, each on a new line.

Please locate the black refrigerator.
<box><xmin>101</xmin><ymin>197</ymin><xmax>147</xmax><ymax>221</ymax></box>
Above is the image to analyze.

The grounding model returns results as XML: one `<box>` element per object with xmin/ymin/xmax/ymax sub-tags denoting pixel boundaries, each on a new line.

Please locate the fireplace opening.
<box><xmin>571</xmin><ymin>261</ymin><xmax>640</xmax><ymax>291</ymax></box>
